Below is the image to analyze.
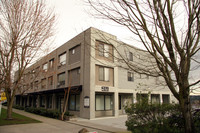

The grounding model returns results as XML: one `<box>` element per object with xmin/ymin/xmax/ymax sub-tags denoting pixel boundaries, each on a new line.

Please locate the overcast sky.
<box><xmin>48</xmin><ymin>0</ymin><xmax>136</xmax><ymax>49</ymax></box>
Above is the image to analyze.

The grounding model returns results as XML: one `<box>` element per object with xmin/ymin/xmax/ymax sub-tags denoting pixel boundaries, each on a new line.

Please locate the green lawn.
<box><xmin>0</xmin><ymin>108</ymin><xmax>41</xmax><ymax>126</ymax></box>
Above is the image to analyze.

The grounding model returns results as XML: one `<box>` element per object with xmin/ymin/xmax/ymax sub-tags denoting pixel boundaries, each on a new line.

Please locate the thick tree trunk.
<box><xmin>7</xmin><ymin>100</ymin><xmax>13</xmax><ymax>120</ymax></box>
<box><xmin>180</xmin><ymin>99</ymin><xmax>195</xmax><ymax>133</ymax></box>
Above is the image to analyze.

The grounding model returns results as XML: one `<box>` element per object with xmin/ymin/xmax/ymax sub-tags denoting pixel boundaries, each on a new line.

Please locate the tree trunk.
<box><xmin>180</xmin><ymin>99</ymin><xmax>195</xmax><ymax>133</ymax></box>
<box><xmin>61</xmin><ymin>87</ymin><xmax>70</xmax><ymax>120</ymax></box>
<box><xmin>7</xmin><ymin>100</ymin><xmax>13</xmax><ymax>120</ymax></box>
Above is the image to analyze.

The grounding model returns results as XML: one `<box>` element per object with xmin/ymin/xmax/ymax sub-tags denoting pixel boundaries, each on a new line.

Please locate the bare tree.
<box><xmin>61</xmin><ymin>70</ymin><xmax>72</xmax><ymax>121</ymax></box>
<box><xmin>0</xmin><ymin>0</ymin><xmax>55</xmax><ymax>119</ymax></box>
<box><xmin>88</xmin><ymin>0</ymin><xmax>200</xmax><ymax>133</ymax></box>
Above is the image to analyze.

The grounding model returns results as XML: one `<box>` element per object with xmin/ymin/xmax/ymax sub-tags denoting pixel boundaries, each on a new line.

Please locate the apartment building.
<box><xmin>14</xmin><ymin>27</ymin><xmax>177</xmax><ymax>119</ymax></box>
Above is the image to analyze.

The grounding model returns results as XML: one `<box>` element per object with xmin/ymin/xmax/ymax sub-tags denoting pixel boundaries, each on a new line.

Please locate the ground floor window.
<box><xmin>162</xmin><ymin>94</ymin><xmax>170</xmax><ymax>104</ymax></box>
<box><xmin>137</xmin><ymin>93</ymin><xmax>148</xmax><ymax>103</ymax></box>
<box><xmin>151</xmin><ymin>94</ymin><xmax>160</xmax><ymax>104</ymax></box>
<box><xmin>47</xmin><ymin>95</ymin><xmax>52</xmax><ymax>108</ymax></box>
<box><xmin>29</xmin><ymin>96</ymin><xmax>32</xmax><ymax>107</ymax></box>
<box><xmin>119</xmin><ymin>95</ymin><xmax>121</xmax><ymax>110</ymax></box>
<box><xmin>33</xmin><ymin>96</ymin><xmax>37</xmax><ymax>107</ymax></box>
<box><xmin>56</xmin><ymin>96</ymin><xmax>63</xmax><ymax>111</ymax></box>
<box><xmin>69</xmin><ymin>94</ymin><xmax>80</xmax><ymax>111</ymax></box>
<box><xmin>40</xmin><ymin>96</ymin><xmax>45</xmax><ymax>107</ymax></box>
<box><xmin>16</xmin><ymin>96</ymin><xmax>20</xmax><ymax>105</ymax></box>
<box><xmin>95</xmin><ymin>94</ymin><xmax>113</xmax><ymax>111</ymax></box>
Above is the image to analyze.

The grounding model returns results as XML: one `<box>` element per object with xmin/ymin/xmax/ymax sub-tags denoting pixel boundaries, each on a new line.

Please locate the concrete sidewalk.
<box><xmin>0</xmin><ymin>107</ymin><xmax>129</xmax><ymax>133</ymax></box>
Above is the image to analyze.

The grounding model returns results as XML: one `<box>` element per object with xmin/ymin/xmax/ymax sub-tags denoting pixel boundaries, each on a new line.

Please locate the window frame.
<box><xmin>95</xmin><ymin>94</ymin><xmax>113</xmax><ymax>111</ymax></box>
<box><xmin>128</xmin><ymin>52</ymin><xmax>133</xmax><ymax>61</ymax></box>
<box><xmin>98</xmin><ymin>43</ymin><xmax>110</xmax><ymax>58</ymax></box>
<box><xmin>58</xmin><ymin>52</ymin><xmax>66</xmax><ymax>66</ymax></box>
<box><xmin>57</xmin><ymin>72</ymin><xmax>65</xmax><ymax>86</ymax></box>
<box><xmin>68</xmin><ymin>94</ymin><xmax>80</xmax><ymax>111</ymax></box>
<box><xmin>162</xmin><ymin>94</ymin><xmax>170</xmax><ymax>104</ymax></box>
<box><xmin>48</xmin><ymin>76</ymin><xmax>53</xmax><ymax>86</ymax></box>
<box><xmin>151</xmin><ymin>94</ymin><xmax>160</xmax><ymax>104</ymax></box>
<box><xmin>47</xmin><ymin>95</ymin><xmax>52</xmax><ymax>109</ymax></box>
<box><xmin>128</xmin><ymin>72</ymin><xmax>134</xmax><ymax>82</ymax></box>
<box><xmin>49</xmin><ymin>58</ymin><xmax>54</xmax><ymax>69</ymax></box>
<box><xmin>40</xmin><ymin>96</ymin><xmax>45</xmax><ymax>107</ymax></box>
<box><xmin>72</xmin><ymin>49</ymin><xmax>75</xmax><ymax>54</ymax></box>
<box><xmin>42</xmin><ymin>63</ymin><xmax>48</xmax><ymax>72</ymax></box>
<box><xmin>99</xmin><ymin>66</ymin><xmax>110</xmax><ymax>82</ymax></box>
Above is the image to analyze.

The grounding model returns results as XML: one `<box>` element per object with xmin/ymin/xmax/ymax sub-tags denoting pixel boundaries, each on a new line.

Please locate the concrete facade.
<box><xmin>14</xmin><ymin>27</ymin><xmax>177</xmax><ymax>119</ymax></box>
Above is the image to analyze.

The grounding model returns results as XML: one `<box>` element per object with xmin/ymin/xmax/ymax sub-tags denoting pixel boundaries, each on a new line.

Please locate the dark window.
<box><xmin>47</xmin><ymin>95</ymin><xmax>52</xmax><ymax>108</ymax></box>
<box><xmin>128</xmin><ymin>72</ymin><xmax>134</xmax><ymax>81</ymax></box>
<box><xmin>68</xmin><ymin>95</ymin><xmax>80</xmax><ymax>111</ymax></box>
<box><xmin>162</xmin><ymin>94</ymin><xmax>170</xmax><ymax>104</ymax></box>
<box><xmin>40</xmin><ymin>96</ymin><xmax>45</xmax><ymax>107</ymax></box>
<box><xmin>57</xmin><ymin>72</ymin><xmax>65</xmax><ymax>87</ymax></box>
<box><xmin>129</xmin><ymin>52</ymin><xmax>133</xmax><ymax>61</ymax></box>
<box><xmin>137</xmin><ymin>93</ymin><xmax>148</xmax><ymax>103</ymax></box>
<box><xmin>119</xmin><ymin>95</ymin><xmax>121</xmax><ymax>110</ymax></box>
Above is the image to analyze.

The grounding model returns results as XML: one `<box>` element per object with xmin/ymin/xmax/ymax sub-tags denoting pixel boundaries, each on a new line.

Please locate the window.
<box><xmin>47</xmin><ymin>95</ymin><xmax>52</xmax><ymax>108</ymax></box>
<box><xmin>137</xmin><ymin>93</ymin><xmax>148</xmax><ymax>103</ymax></box>
<box><xmin>98</xmin><ymin>43</ymin><xmax>110</xmax><ymax>57</ymax></box>
<box><xmin>69</xmin><ymin>95</ymin><xmax>80</xmax><ymax>111</ymax></box>
<box><xmin>96</xmin><ymin>94</ymin><xmax>113</xmax><ymax>111</ymax></box>
<box><xmin>128</xmin><ymin>72</ymin><xmax>134</xmax><ymax>81</ymax></box>
<box><xmin>41</xmin><ymin>78</ymin><xmax>46</xmax><ymax>89</ymax></box>
<box><xmin>59</xmin><ymin>52</ymin><xmax>66</xmax><ymax>66</ymax></box>
<box><xmin>34</xmin><ymin>81</ymin><xmax>38</xmax><ymax>90</ymax></box>
<box><xmin>48</xmin><ymin>76</ymin><xmax>53</xmax><ymax>86</ymax></box>
<box><xmin>77</xmin><ymin>68</ymin><xmax>80</xmax><ymax>74</ymax></box>
<box><xmin>42</xmin><ymin>63</ymin><xmax>48</xmax><ymax>72</ymax></box>
<box><xmin>151</xmin><ymin>94</ymin><xmax>160</xmax><ymax>104</ymax></box>
<box><xmin>72</xmin><ymin>49</ymin><xmax>75</xmax><ymax>54</ymax></box>
<box><xmin>99</xmin><ymin>66</ymin><xmax>110</xmax><ymax>81</ymax></box>
<box><xmin>128</xmin><ymin>52</ymin><xmax>133</xmax><ymax>61</ymax></box>
<box><xmin>162</xmin><ymin>94</ymin><xmax>170</xmax><ymax>104</ymax></box>
<box><xmin>40</xmin><ymin>96</ymin><xmax>45</xmax><ymax>107</ymax></box>
<box><xmin>57</xmin><ymin>72</ymin><xmax>65</xmax><ymax>87</ymax></box>
<box><xmin>119</xmin><ymin>95</ymin><xmax>122</xmax><ymax>110</ymax></box>
<box><xmin>49</xmin><ymin>58</ymin><xmax>54</xmax><ymax>69</ymax></box>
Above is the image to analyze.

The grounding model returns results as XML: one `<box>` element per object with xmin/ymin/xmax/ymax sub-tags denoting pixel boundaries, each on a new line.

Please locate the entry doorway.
<box><xmin>119</xmin><ymin>93</ymin><xmax>133</xmax><ymax>115</ymax></box>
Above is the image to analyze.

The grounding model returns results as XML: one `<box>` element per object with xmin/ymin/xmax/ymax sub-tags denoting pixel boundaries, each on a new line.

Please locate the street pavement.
<box><xmin>0</xmin><ymin>107</ymin><xmax>129</xmax><ymax>133</ymax></box>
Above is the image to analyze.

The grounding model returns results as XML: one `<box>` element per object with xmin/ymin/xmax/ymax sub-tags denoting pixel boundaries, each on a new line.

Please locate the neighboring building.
<box><xmin>14</xmin><ymin>27</ymin><xmax>176</xmax><ymax>119</ymax></box>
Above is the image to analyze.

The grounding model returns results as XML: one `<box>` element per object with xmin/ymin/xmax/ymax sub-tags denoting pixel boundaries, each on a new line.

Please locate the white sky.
<box><xmin>47</xmin><ymin>0</ymin><xmax>137</xmax><ymax>49</ymax></box>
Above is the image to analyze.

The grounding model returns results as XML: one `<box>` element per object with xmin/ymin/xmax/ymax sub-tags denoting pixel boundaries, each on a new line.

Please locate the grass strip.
<box><xmin>0</xmin><ymin>108</ymin><xmax>41</xmax><ymax>126</ymax></box>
